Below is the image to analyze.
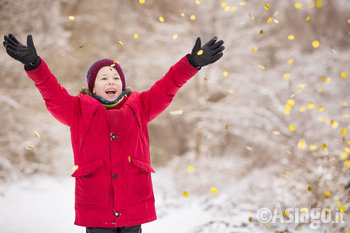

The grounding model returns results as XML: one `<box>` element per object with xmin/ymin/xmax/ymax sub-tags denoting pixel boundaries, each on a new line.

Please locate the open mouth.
<box><xmin>105</xmin><ymin>88</ymin><xmax>117</xmax><ymax>97</ymax></box>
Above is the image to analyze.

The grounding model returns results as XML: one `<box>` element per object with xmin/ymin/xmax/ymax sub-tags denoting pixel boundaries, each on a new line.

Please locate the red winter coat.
<box><xmin>25</xmin><ymin>55</ymin><xmax>198</xmax><ymax>228</ymax></box>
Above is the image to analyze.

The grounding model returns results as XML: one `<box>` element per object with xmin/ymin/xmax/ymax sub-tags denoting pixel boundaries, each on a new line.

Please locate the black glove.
<box><xmin>188</xmin><ymin>36</ymin><xmax>225</xmax><ymax>69</ymax></box>
<box><xmin>3</xmin><ymin>34</ymin><xmax>41</xmax><ymax>70</ymax></box>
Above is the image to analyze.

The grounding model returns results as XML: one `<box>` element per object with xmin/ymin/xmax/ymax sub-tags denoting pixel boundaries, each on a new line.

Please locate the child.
<box><xmin>3</xmin><ymin>34</ymin><xmax>224</xmax><ymax>233</ymax></box>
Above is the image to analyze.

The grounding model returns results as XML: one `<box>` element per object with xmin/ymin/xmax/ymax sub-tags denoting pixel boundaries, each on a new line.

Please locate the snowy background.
<box><xmin>1</xmin><ymin>0</ymin><xmax>350</xmax><ymax>232</ymax></box>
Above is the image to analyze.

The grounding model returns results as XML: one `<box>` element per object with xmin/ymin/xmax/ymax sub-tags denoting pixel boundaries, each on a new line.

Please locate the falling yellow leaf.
<box><xmin>289</xmin><ymin>124</ymin><xmax>296</xmax><ymax>131</ymax></box>
<box><xmin>159</xmin><ymin>16</ymin><xmax>165</xmax><ymax>22</ymax></box>
<box><xmin>133</xmin><ymin>33</ymin><xmax>139</xmax><ymax>39</ymax></box>
<box><xmin>221</xmin><ymin>2</ymin><xmax>228</xmax><ymax>8</ymax></box>
<box><xmin>210</xmin><ymin>187</ymin><xmax>218</xmax><ymax>194</ymax></box>
<box><xmin>298</xmin><ymin>139</ymin><xmax>306</xmax><ymax>149</ymax></box>
<box><xmin>68</xmin><ymin>16</ymin><xmax>75</xmax><ymax>21</ymax></box>
<box><xmin>118</xmin><ymin>41</ymin><xmax>123</xmax><ymax>46</ymax></box>
<box><xmin>139</xmin><ymin>0</ymin><xmax>146</xmax><ymax>4</ymax></box>
<box><xmin>223</xmin><ymin>71</ymin><xmax>229</xmax><ymax>77</ymax></box>
<box><xmin>283</xmin><ymin>73</ymin><xmax>291</xmax><ymax>79</ymax></box>
<box><xmin>287</xmin><ymin>58</ymin><xmax>294</xmax><ymax>64</ymax></box>
<box><xmin>187</xmin><ymin>166</ymin><xmax>195</xmax><ymax>173</ymax></box>
<box><xmin>190</xmin><ymin>15</ymin><xmax>196</xmax><ymax>20</ymax></box>
<box><xmin>197</xmin><ymin>49</ymin><xmax>204</xmax><ymax>55</ymax></box>
<box><xmin>306</xmin><ymin>16</ymin><xmax>311</xmax><ymax>23</ymax></box>
<box><xmin>324</xmin><ymin>191</ymin><xmax>331</xmax><ymax>198</ymax></box>
<box><xmin>312</xmin><ymin>40</ymin><xmax>320</xmax><ymax>48</ymax></box>
<box><xmin>307</xmin><ymin>185</ymin><xmax>312</xmax><ymax>191</ymax></box>
<box><xmin>316</xmin><ymin>0</ymin><xmax>322</xmax><ymax>7</ymax></box>
<box><xmin>172</xmin><ymin>34</ymin><xmax>178</xmax><ymax>40</ymax></box>
<box><xmin>252</xmin><ymin>47</ymin><xmax>258</xmax><ymax>52</ymax></box>
<box><xmin>264</xmin><ymin>4</ymin><xmax>270</xmax><ymax>9</ymax></box>
<box><xmin>33</xmin><ymin>131</ymin><xmax>40</xmax><ymax>138</ymax></box>
<box><xmin>170</xmin><ymin>110</ymin><xmax>184</xmax><ymax>115</ymax></box>
<box><xmin>344</xmin><ymin>160</ymin><xmax>350</xmax><ymax>168</ymax></box>
<box><xmin>341</xmin><ymin>72</ymin><xmax>347</xmax><ymax>79</ymax></box>
<box><xmin>340</xmin><ymin>152</ymin><xmax>348</xmax><ymax>160</ymax></box>
<box><xmin>258</xmin><ymin>65</ymin><xmax>266</xmax><ymax>70</ymax></box>
<box><xmin>309</xmin><ymin>145</ymin><xmax>317</xmax><ymax>151</ymax></box>
<box><xmin>288</xmin><ymin>35</ymin><xmax>295</xmax><ymax>40</ymax></box>
<box><xmin>307</xmin><ymin>102</ymin><xmax>315</xmax><ymax>109</ymax></box>
<box><xmin>295</xmin><ymin>2</ymin><xmax>302</xmax><ymax>8</ymax></box>
<box><xmin>183</xmin><ymin>191</ymin><xmax>189</xmax><ymax>197</ymax></box>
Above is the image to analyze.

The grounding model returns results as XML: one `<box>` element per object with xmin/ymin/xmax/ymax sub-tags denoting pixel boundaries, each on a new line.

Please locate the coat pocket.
<box><xmin>128</xmin><ymin>158</ymin><xmax>155</xmax><ymax>205</ymax></box>
<box><xmin>72</xmin><ymin>160</ymin><xmax>109</xmax><ymax>204</ymax></box>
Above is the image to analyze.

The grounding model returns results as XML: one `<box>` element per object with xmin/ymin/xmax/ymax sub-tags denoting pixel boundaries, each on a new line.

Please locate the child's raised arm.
<box><xmin>140</xmin><ymin>36</ymin><xmax>225</xmax><ymax>122</ymax></box>
<box><xmin>3</xmin><ymin>34</ymin><xmax>78</xmax><ymax>126</ymax></box>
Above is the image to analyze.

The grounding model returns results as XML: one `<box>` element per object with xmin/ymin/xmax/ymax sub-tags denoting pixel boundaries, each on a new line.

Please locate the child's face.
<box><xmin>93</xmin><ymin>66</ymin><xmax>123</xmax><ymax>101</ymax></box>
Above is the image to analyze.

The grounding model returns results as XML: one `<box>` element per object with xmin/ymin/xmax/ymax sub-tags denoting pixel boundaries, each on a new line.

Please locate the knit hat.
<box><xmin>86</xmin><ymin>59</ymin><xmax>126</xmax><ymax>92</ymax></box>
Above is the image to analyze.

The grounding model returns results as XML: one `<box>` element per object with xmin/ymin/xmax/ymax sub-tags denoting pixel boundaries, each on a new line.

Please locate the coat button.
<box><xmin>112</xmin><ymin>173</ymin><xmax>118</xmax><ymax>179</ymax></box>
<box><xmin>114</xmin><ymin>211</ymin><xmax>120</xmax><ymax>217</ymax></box>
<box><xmin>111</xmin><ymin>134</ymin><xmax>116</xmax><ymax>140</ymax></box>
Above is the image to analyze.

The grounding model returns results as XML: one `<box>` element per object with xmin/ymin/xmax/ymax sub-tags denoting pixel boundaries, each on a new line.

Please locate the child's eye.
<box><xmin>101</xmin><ymin>77</ymin><xmax>107</xmax><ymax>80</ymax></box>
<box><xmin>114</xmin><ymin>77</ymin><xmax>120</xmax><ymax>80</ymax></box>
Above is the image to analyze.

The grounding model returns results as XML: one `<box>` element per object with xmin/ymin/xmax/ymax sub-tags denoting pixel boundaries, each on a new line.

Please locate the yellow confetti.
<box><xmin>329</xmin><ymin>157</ymin><xmax>335</xmax><ymax>162</ymax></box>
<box><xmin>210</xmin><ymin>187</ymin><xmax>218</xmax><ymax>194</ymax></box>
<box><xmin>118</xmin><ymin>41</ymin><xmax>123</xmax><ymax>46</ymax></box>
<box><xmin>264</xmin><ymin>4</ymin><xmax>270</xmax><ymax>9</ymax></box>
<box><xmin>340</xmin><ymin>152</ymin><xmax>348</xmax><ymax>160</ymax></box>
<box><xmin>283</xmin><ymin>73</ymin><xmax>291</xmax><ymax>79</ymax></box>
<box><xmin>258</xmin><ymin>65</ymin><xmax>266</xmax><ymax>70</ymax></box>
<box><xmin>273</xmin><ymin>19</ymin><xmax>279</xmax><ymax>24</ymax></box>
<box><xmin>183</xmin><ymin>191</ymin><xmax>189</xmax><ymax>197</ymax></box>
<box><xmin>307</xmin><ymin>102</ymin><xmax>315</xmax><ymax>109</ymax></box>
<box><xmin>246</xmin><ymin>146</ymin><xmax>253</xmax><ymax>151</ymax></box>
<box><xmin>259</xmin><ymin>29</ymin><xmax>264</xmax><ymax>35</ymax></box>
<box><xmin>195</xmin><ymin>0</ymin><xmax>200</xmax><ymax>5</ymax></box>
<box><xmin>68</xmin><ymin>16</ymin><xmax>75</xmax><ymax>21</ymax></box>
<box><xmin>113</xmin><ymin>59</ymin><xmax>119</xmax><ymax>64</ymax></box>
<box><xmin>345</xmin><ymin>160</ymin><xmax>350</xmax><ymax>168</ymax></box>
<box><xmin>336</xmin><ymin>200</ymin><xmax>342</xmax><ymax>206</ymax></box>
<box><xmin>33</xmin><ymin>131</ymin><xmax>40</xmax><ymax>138</ymax></box>
<box><xmin>190</xmin><ymin>15</ymin><xmax>196</xmax><ymax>20</ymax></box>
<box><xmin>340</xmin><ymin>186</ymin><xmax>344</xmax><ymax>192</ymax></box>
<box><xmin>288</xmin><ymin>35</ymin><xmax>295</xmax><ymax>40</ymax></box>
<box><xmin>225</xmin><ymin>124</ymin><xmax>229</xmax><ymax>130</ymax></box>
<box><xmin>298</xmin><ymin>139</ymin><xmax>306</xmax><ymax>149</ymax></box>
<box><xmin>295</xmin><ymin>2</ymin><xmax>302</xmax><ymax>8</ymax></box>
<box><xmin>307</xmin><ymin>185</ymin><xmax>312</xmax><ymax>191</ymax></box>
<box><xmin>239</xmin><ymin>2</ymin><xmax>246</xmax><ymax>6</ymax></box>
<box><xmin>348</xmin><ymin>19</ymin><xmax>350</xmax><ymax>24</ymax></box>
<box><xmin>249</xmin><ymin>217</ymin><xmax>253</xmax><ymax>222</ymax></box>
<box><xmin>133</xmin><ymin>33</ymin><xmax>139</xmax><ymax>39</ymax></box>
<box><xmin>170</xmin><ymin>110</ymin><xmax>184</xmax><ymax>115</ymax></box>
<box><xmin>309</xmin><ymin>145</ymin><xmax>317</xmax><ymax>151</ymax></box>
<box><xmin>252</xmin><ymin>46</ymin><xmax>258</xmax><ymax>52</ymax></box>
<box><xmin>341</xmin><ymin>72</ymin><xmax>347</xmax><ymax>79</ymax></box>
<box><xmin>341</xmin><ymin>128</ymin><xmax>347</xmax><ymax>135</ymax></box>
<box><xmin>231</xmin><ymin>6</ymin><xmax>237</xmax><ymax>12</ymax></box>
<box><xmin>223</xmin><ymin>71</ymin><xmax>229</xmax><ymax>77</ymax></box>
<box><xmin>228</xmin><ymin>90</ymin><xmax>234</xmax><ymax>94</ymax></box>
<box><xmin>287</xmin><ymin>58</ymin><xmax>294</xmax><ymax>64</ymax></box>
<box><xmin>299</xmin><ymin>106</ymin><xmax>306</xmax><ymax>112</ymax></box>
<box><xmin>289</xmin><ymin>124</ymin><xmax>296</xmax><ymax>131</ymax></box>
<box><xmin>159</xmin><ymin>16</ymin><xmax>165</xmax><ymax>22</ymax></box>
<box><xmin>301</xmin><ymin>208</ymin><xmax>308</xmax><ymax>213</ymax></box>
<box><xmin>316</xmin><ymin>0</ymin><xmax>322</xmax><ymax>7</ymax></box>
<box><xmin>287</xmin><ymin>99</ymin><xmax>295</xmax><ymax>106</ymax></box>
<box><xmin>309</xmin><ymin>2</ymin><xmax>315</xmax><ymax>7</ymax></box>
<box><xmin>284</xmin><ymin>105</ymin><xmax>291</xmax><ymax>115</ymax></box>
<box><xmin>187</xmin><ymin>166</ymin><xmax>195</xmax><ymax>173</ymax></box>
<box><xmin>197</xmin><ymin>49</ymin><xmax>204</xmax><ymax>55</ymax></box>
<box><xmin>180</xmin><ymin>12</ymin><xmax>185</xmax><ymax>17</ymax></box>
<box><xmin>221</xmin><ymin>2</ymin><xmax>228</xmax><ymax>8</ymax></box>
<box><xmin>274</xmin><ymin>11</ymin><xmax>279</xmax><ymax>17</ymax></box>
<box><xmin>326</xmin><ymin>77</ymin><xmax>332</xmax><ymax>83</ymax></box>
<box><xmin>284</xmin><ymin>171</ymin><xmax>290</xmax><ymax>177</ymax></box>
<box><xmin>139</xmin><ymin>0</ymin><xmax>146</xmax><ymax>4</ymax></box>
<box><xmin>267</xmin><ymin>17</ymin><xmax>273</xmax><ymax>23</ymax></box>
<box><xmin>340</xmin><ymin>206</ymin><xmax>346</xmax><ymax>212</ymax></box>
<box><xmin>312</xmin><ymin>40</ymin><xmax>320</xmax><ymax>48</ymax></box>
<box><xmin>225</xmin><ymin>6</ymin><xmax>231</xmax><ymax>12</ymax></box>
<box><xmin>298</xmin><ymin>84</ymin><xmax>305</xmax><ymax>89</ymax></box>
<box><xmin>306</xmin><ymin>16</ymin><xmax>311</xmax><ymax>23</ymax></box>
<box><xmin>345</xmin><ymin>148</ymin><xmax>350</xmax><ymax>153</ymax></box>
<box><xmin>73</xmin><ymin>165</ymin><xmax>79</xmax><ymax>171</ymax></box>
<box><xmin>172</xmin><ymin>34</ymin><xmax>178</xmax><ymax>40</ymax></box>
<box><xmin>324</xmin><ymin>191</ymin><xmax>331</xmax><ymax>198</ymax></box>
<box><xmin>25</xmin><ymin>145</ymin><xmax>34</xmax><ymax>150</ymax></box>
<box><xmin>318</xmin><ymin>106</ymin><xmax>324</xmax><ymax>112</ymax></box>
<box><xmin>318</xmin><ymin>87</ymin><xmax>324</xmax><ymax>92</ymax></box>
<box><xmin>284</xmin><ymin>210</ymin><xmax>289</xmax><ymax>217</ymax></box>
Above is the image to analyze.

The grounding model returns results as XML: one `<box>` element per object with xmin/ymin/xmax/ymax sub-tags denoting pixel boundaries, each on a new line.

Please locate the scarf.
<box><xmin>92</xmin><ymin>90</ymin><xmax>127</xmax><ymax>109</ymax></box>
